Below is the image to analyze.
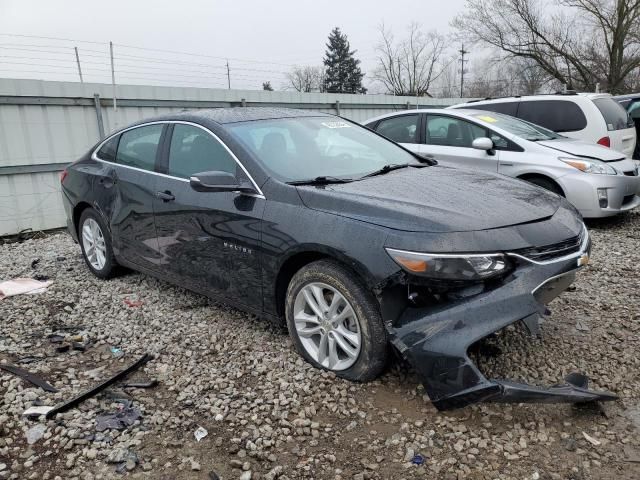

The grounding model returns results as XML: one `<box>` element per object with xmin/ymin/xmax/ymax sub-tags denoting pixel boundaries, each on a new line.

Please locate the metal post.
<box><xmin>334</xmin><ymin>100</ymin><xmax>340</xmax><ymax>116</ymax></box>
<box><xmin>226</xmin><ymin>60</ymin><xmax>231</xmax><ymax>89</ymax></box>
<box><xmin>406</xmin><ymin>101</ymin><xmax>410</xmax><ymax>110</ymax></box>
<box><xmin>93</xmin><ymin>94</ymin><xmax>106</xmax><ymax>139</ymax></box>
<box><xmin>241</xmin><ymin>98</ymin><xmax>246</xmax><ymax>107</ymax></box>
<box><xmin>459</xmin><ymin>44</ymin><xmax>469</xmax><ymax>98</ymax></box>
<box><xmin>110</xmin><ymin>42</ymin><xmax>117</xmax><ymax>112</ymax></box>
<box><xmin>74</xmin><ymin>47</ymin><xmax>84</xmax><ymax>83</ymax></box>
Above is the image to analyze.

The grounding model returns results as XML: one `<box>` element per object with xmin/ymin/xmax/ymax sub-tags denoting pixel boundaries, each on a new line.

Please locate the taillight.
<box><xmin>60</xmin><ymin>169</ymin><xmax>68</xmax><ymax>184</ymax></box>
<box><xmin>597</xmin><ymin>136</ymin><xmax>611</xmax><ymax>148</ymax></box>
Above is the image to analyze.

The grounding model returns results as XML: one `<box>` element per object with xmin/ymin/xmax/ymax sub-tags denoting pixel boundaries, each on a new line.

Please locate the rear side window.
<box><xmin>168</xmin><ymin>124</ymin><xmax>237</xmax><ymax>179</ymax></box>
<box><xmin>517</xmin><ymin>100</ymin><xmax>587</xmax><ymax>132</ymax></box>
<box><xmin>116</xmin><ymin>124</ymin><xmax>164</xmax><ymax>171</ymax></box>
<box><xmin>375</xmin><ymin>114</ymin><xmax>420</xmax><ymax>144</ymax></box>
<box><xmin>469</xmin><ymin>102</ymin><xmax>519</xmax><ymax>116</ymax></box>
<box><xmin>593</xmin><ymin>97</ymin><xmax>633</xmax><ymax>130</ymax></box>
<box><xmin>96</xmin><ymin>135</ymin><xmax>119</xmax><ymax>162</ymax></box>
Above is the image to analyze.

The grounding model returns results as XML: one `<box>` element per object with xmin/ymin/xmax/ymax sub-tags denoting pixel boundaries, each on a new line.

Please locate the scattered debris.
<box><xmin>110</xmin><ymin>347</ymin><xmax>123</xmax><ymax>358</ymax></box>
<box><xmin>32</xmin><ymin>274</ymin><xmax>50</xmax><ymax>281</ymax></box>
<box><xmin>0</xmin><ymin>364</ymin><xmax>58</xmax><ymax>392</ymax></box>
<box><xmin>582</xmin><ymin>431</ymin><xmax>601</xmax><ymax>446</ymax></box>
<box><xmin>31</xmin><ymin>258</ymin><xmax>40</xmax><ymax>269</ymax></box>
<box><xmin>96</xmin><ymin>407</ymin><xmax>142</xmax><ymax>432</ymax></box>
<box><xmin>56</xmin><ymin>345</ymin><xmax>70</xmax><ymax>353</ymax></box>
<box><xmin>0</xmin><ymin>277</ymin><xmax>53</xmax><ymax>300</ymax></box>
<box><xmin>411</xmin><ymin>454</ymin><xmax>425</xmax><ymax>465</ymax></box>
<box><xmin>194</xmin><ymin>426</ymin><xmax>208</xmax><ymax>442</ymax></box>
<box><xmin>45</xmin><ymin>353</ymin><xmax>153</xmax><ymax>419</ymax></box>
<box><xmin>47</xmin><ymin>334</ymin><xmax>65</xmax><ymax>344</ymax></box>
<box><xmin>25</xmin><ymin>424</ymin><xmax>47</xmax><ymax>444</ymax></box>
<box><xmin>72</xmin><ymin>342</ymin><xmax>87</xmax><ymax>352</ymax></box>
<box><xmin>122</xmin><ymin>380</ymin><xmax>158</xmax><ymax>389</ymax></box>
<box><xmin>23</xmin><ymin>405</ymin><xmax>55</xmax><ymax>419</ymax></box>
<box><xmin>124</xmin><ymin>297</ymin><xmax>144</xmax><ymax>308</ymax></box>
<box><xmin>208</xmin><ymin>471</ymin><xmax>221</xmax><ymax>480</ymax></box>
<box><xmin>576</xmin><ymin>320</ymin><xmax>591</xmax><ymax>332</ymax></box>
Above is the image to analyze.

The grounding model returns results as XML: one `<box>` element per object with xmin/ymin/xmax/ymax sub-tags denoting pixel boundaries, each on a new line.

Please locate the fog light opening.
<box><xmin>597</xmin><ymin>188</ymin><xmax>608</xmax><ymax>208</ymax></box>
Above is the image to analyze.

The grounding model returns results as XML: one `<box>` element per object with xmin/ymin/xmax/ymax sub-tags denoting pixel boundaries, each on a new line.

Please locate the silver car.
<box><xmin>364</xmin><ymin>109</ymin><xmax>640</xmax><ymax>218</ymax></box>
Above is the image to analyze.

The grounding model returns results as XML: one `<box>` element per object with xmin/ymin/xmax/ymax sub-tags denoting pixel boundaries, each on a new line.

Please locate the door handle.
<box><xmin>156</xmin><ymin>190</ymin><xmax>175</xmax><ymax>202</ymax></box>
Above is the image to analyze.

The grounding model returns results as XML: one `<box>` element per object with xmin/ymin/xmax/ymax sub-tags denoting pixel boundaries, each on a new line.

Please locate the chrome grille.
<box><xmin>512</xmin><ymin>228</ymin><xmax>585</xmax><ymax>262</ymax></box>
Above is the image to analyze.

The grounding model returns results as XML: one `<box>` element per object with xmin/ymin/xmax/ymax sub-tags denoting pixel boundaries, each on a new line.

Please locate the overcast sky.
<box><xmin>0</xmin><ymin>0</ymin><xmax>467</xmax><ymax>91</ymax></box>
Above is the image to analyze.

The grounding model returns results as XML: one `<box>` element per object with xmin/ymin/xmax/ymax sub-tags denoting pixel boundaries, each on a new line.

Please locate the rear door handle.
<box><xmin>156</xmin><ymin>190</ymin><xmax>175</xmax><ymax>202</ymax></box>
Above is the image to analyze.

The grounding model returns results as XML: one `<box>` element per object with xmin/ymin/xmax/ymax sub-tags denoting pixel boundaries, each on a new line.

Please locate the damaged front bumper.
<box><xmin>386</xmin><ymin>229</ymin><xmax>618</xmax><ymax>410</ymax></box>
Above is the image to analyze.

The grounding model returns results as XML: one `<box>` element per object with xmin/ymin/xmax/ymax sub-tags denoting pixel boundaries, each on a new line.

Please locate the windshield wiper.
<box><xmin>360</xmin><ymin>163</ymin><xmax>411</xmax><ymax>179</ymax></box>
<box><xmin>287</xmin><ymin>176</ymin><xmax>354</xmax><ymax>186</ymax></box>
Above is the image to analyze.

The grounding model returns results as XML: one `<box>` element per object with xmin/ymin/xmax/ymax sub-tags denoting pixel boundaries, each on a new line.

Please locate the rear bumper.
<box><xmin>386</xmin><ymin>230</ymin><xmax>617</xmax><ymax>410</ymax></box>
<box><xmin>61</xmin><ymin>189</ymin><xmax>78</xmax><ymax>243</ymax></box>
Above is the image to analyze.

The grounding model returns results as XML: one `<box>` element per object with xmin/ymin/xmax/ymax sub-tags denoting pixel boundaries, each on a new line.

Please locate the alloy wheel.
<box><xmin>293</xmin><ymin>282</ymin><xmax>362</xmax><ymax>371</ymax></box>
<box><xmin>81</xmin><ymin>217</ymin><xmax>107</xmax><ymax>271</ymax></box>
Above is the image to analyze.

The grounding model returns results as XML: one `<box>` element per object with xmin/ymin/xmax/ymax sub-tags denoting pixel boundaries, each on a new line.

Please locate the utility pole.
<box><xmin>74</xmin><ymin>47</ymin><xmax>84</xmax><ymax>83</ymax></box>
<box><xmin>109</xmin><ymin>41</ymin><xmax>117</xmax><ymax>112</ymax></box>
<box><xmin>226</xmin><ymin>60</ymin><xmax>231</xmax><ymax>89</ymax></box>
<box><xmin>459</xmin><ymin>44</ymin><xmax>469</xmax><ymax>98</ymax></box>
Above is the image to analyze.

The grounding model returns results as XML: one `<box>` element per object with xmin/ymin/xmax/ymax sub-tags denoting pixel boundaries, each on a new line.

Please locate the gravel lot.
<box><xmin>1</xmin><ymin>212</ymin><xmax>639</xmax><ymax>480</ymax></box>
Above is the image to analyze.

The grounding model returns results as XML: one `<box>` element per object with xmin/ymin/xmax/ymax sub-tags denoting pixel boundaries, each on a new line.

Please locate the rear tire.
<box><xmin>78</xmin><ymin>208</ymin><xmax>118</xmax><ymax>279</ymax></box>
<box><xmin>285</xmin><ymin>260</ymin><xmax>387</xmax><ymax>382</ymax></box>
<box><xmin>523</xmin><ymin>176</ymin><xmax>564</xmax><ymax>197</ymax></box>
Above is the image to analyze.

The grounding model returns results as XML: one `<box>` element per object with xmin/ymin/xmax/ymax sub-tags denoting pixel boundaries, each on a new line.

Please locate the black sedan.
<box><xmin>60</xmin><ymin>108</ymin><xmax>615</xmax><ymax>410</ymax></box>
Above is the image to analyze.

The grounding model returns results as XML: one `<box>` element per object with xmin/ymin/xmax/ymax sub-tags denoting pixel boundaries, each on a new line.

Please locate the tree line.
<box><xmin>270</xmin><ymin>1</ymin><xmax>640</xmax><ymax>97</ymax></box>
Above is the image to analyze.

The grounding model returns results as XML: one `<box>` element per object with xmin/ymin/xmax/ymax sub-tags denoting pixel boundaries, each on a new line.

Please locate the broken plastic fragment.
<box><xmin>96</xmin><ymin>407</ymin><xmax>142</xmax><ymax>431</ymax></box>
<box><xmin>23</xmin><ymin>405</ymin><xmax>54</xmax><ymax>419</ymax></box>
<box><xmin>194</xmin><ymin>426</ymin><xmax>208</xmax><ymax>442</ymax></box>
<box><xmin>582</xmin><ymin>431</ymin><xmax>601</xmax><ymax>446</ymax></box>
<box><xmin>411</xmin><ymin>454</ymin><xmax>425</xmax><ymax>465</ymax></box>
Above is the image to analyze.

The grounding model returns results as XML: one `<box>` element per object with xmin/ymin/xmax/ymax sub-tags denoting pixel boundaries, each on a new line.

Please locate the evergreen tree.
<box><xmin>262</xmin><ymin>81</ymin><xmax>274</xmax><ymax>91</ymax></box>
<box><xmin>323</xmin><ymin>27</ymin><xmax>366</xmax><ymax>94</ymax></box>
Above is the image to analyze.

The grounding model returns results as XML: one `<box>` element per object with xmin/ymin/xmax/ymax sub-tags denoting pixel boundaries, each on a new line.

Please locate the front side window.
<box><xmin>227</xmin><ymin>117</ymin><xmax>419</xmax><ymax>182</ymax></box>
<box><xmin>517</xmin><ymin>100</ymin><xmax>587</xmax><ymax>132</ymax></box>
<box><xmin>96</xmin><ymin>135</ymin><xmax>119</xmax><ymax>162</ymax></box>
<box><xmin>168</xmin><ymin>124</ymin><xmax>237</xmax><ymax>179</ymax></box>
<box><xmin>375</xmin><ymin>114</ymin><xmax>420</xmax><ymax>144</ymax></box>
<box><xmin>115</xmin><ymin>124</ymin><xmax>163</xmax><ymax>171</ymax></box>
<box><xmin>426</xmin><ymin>115</ymin><xmax>488</xmax><ymax>147</ymax></box>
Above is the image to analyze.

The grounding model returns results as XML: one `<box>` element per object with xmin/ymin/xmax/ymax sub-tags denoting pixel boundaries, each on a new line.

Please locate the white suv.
<box><xmin>450</xmin><ymin>93</ymin><xmax>637</xmax><ymax>158</ymax></box>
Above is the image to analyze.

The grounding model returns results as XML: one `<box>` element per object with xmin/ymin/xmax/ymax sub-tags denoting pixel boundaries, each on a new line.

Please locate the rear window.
<box><xmin>375</xmin><ymin>114</ymin><xmax>420</xmax><ymax>144</ymax></box>
<box><xmin>96</xmin><ymin>135</ymin><xmax>119</xmax><ymax>162</ymax></box>
<box><xmin>593</xmin><ymin>97</ymin><xmax>633</xmax><ymax>130</ymax></box>
<box><xmin>517</xmin><ymin>100</ymin><xmax>587</xmax><ymax>132</ymax></box>
<box><xmin>468</xmin><ymin>102</ymin><xmax>519</xmax><ymax>116</ymax></box>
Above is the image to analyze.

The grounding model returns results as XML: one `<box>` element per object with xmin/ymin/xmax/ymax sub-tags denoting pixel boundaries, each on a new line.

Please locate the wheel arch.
<box><xmin>273</xmin><ymin>245</ymin><xmax>377</xmax><ymax>320</ymax></box>
<box><xmin>516</xmin><ymin>172</ymin><xmax>565</xmax><ymax>196</ymax></box>
<box><xmin>72</xmin><ymin>201</ymin><xmax>93</xmax><ymax>236</ymax></box>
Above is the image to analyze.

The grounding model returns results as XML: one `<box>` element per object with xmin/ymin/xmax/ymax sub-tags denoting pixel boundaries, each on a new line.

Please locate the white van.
<box><xmin>450</xmin><ymin>93</ymin><xmax>637</xmax><ymax>158</ymax></box>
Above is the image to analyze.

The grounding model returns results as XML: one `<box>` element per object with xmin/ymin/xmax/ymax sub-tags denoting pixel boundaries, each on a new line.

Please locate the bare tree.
<box><xmin>454</xmin><ymin>0</ymin><xmax>640</xmax><ymax>93</ymax></box>
<box><xmin>373</xmin><ymin>23</ymin><xmax>448</xmax><ymax>96</ymax></box>
<box><xmin>286</xmin><ymin>66</ymin><xmax>324</xmax><ymax>92</ymax></box>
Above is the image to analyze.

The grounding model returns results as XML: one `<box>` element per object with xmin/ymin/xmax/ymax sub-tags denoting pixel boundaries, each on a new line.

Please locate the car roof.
<box><xmin>132</xmin><ymin>107</ymin><xmax>333</xmax><ymax>126</ymax></box>
<box><xmin>363</xmin><ymin>108</ymin><xmax>498</xmax><ymax>124</ymax></box>
<box><xmin>453</xmin><ymin>92</ymin><xmax>613</xmax><ymax>108</ymax></box>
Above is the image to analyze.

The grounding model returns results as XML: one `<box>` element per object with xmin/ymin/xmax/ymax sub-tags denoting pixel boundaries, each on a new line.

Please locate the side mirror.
<box><xmin>472</xmin><ymin>137</ymin><xmax>494</xmax><ymax>151</ymax></box>
<box><xmin>190</xmin><ymin>171</ymin><xmax>256</xmax><ymax>194</ymax></box>
<box><xmin>472</xmin><ymin>137</ymin><xmax>496</xmax><ymax>156</ymax></box>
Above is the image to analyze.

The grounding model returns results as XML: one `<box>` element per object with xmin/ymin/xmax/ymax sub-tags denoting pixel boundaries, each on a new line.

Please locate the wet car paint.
<box><xmin>61</xmin><ymin>108</ymin><xmax>617</xmax><ymax>410</ymax></box>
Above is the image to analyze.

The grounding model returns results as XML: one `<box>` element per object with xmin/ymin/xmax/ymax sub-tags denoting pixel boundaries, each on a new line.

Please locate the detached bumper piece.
<box><xmin>388</xmin><ymin>252</ymin><xmax>617</xmax><ymax>411</ymax></box>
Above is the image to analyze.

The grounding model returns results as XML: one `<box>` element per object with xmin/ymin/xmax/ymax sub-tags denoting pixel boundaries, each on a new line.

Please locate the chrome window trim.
<box><xmin>91</xmin><ymin>120</ymin><xmax>265</xmax><ymax>199</ymax></box>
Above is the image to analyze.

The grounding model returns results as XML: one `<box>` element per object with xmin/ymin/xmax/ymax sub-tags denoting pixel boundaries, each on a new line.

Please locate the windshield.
<box><xmin>469</xmin><ymin>111</ymin><xmax>562</xmax><ymax>141</ymax></box>
<box><xmin>226</xmin><ymin>117</ymin><xmax>419</xmax><ymax>182</ymax></box>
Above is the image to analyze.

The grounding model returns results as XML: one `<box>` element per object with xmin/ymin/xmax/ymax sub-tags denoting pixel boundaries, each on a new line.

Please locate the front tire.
<box><xmin>78</xmin><ymin>208</ymin><xmax>118</xmax><ymax>279</ymax></box>
<box><xmin>285</xmin><ymin>260</ymin><xmax>387</xmax><ymax>381</ymax></box>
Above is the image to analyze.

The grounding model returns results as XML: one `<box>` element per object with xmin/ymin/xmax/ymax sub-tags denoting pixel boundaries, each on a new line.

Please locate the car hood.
<box><xmin>537</xmin><ymin>138</ymin><xmax>626</xmax><ymax>161</ymax></box>
<box><xmin>295</xmin><ymin>166</ymin><xmax>561</xmax><ymax>233</ymax></box>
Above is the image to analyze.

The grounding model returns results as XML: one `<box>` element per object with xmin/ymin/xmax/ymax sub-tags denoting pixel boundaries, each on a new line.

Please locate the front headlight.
<box><xmin>385</xmin><ymin>248</ymin><xmax>509</xmax><ymax>280</ymax></box>
<box><xmin>559</xmin><ymin>157</ymin><xmax>617</xmax><ymax>175</ymax></box>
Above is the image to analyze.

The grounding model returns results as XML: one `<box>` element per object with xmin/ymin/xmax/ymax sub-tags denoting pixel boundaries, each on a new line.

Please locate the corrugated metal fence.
<box><xmin>0</xmin><ymin>78</ymin><xmax>469</xmax><ymax>236</ymax></box>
